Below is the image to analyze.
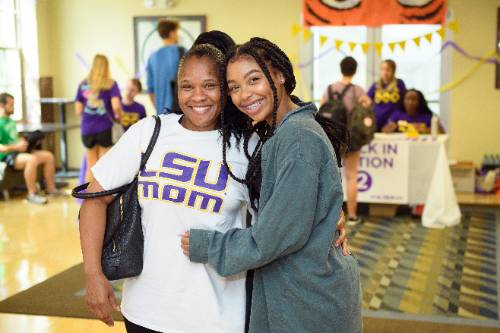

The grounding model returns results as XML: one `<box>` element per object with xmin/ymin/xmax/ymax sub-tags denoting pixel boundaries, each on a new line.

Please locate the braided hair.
<box><xmin>221</xmin><ymin>37</ymin><xmax>347</xmax><ymax>210</ymax></box>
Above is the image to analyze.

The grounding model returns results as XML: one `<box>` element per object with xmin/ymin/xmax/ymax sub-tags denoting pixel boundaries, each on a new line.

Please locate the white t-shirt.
<box><xmin>92</xmin><ymin>114</ymin><xmax>255</xmax><ymax>333</ymax></box>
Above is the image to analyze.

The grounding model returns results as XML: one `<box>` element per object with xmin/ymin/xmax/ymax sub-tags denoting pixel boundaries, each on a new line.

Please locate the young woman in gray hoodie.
<box><xmin>182</xmin><ymin>37</ymin><xmax>362</xmax><ymax>333</ymax></box>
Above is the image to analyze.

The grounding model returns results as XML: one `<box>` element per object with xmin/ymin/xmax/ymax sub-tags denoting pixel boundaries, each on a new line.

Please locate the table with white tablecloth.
<box><xmin>343</xmin><ymin>133</ymin><xmax>461</xmax><ymax>228</ymax></box>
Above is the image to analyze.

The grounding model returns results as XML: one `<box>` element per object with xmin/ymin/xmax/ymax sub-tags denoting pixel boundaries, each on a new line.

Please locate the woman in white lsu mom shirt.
<box><xmin>80</xmin><ymin>41</ymin><xmax>255</xmax><ymax>333</ymax></box>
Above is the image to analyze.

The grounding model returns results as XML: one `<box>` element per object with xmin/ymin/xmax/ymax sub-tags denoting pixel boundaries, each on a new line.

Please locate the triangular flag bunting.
<box><xmin>447</xmin><ymin>20</ymin><xmax>459</xmax><ymax>33</ymax></box>
<box><xmin>398</xmin><ymin>41</ymin><xmax>406</xmax><ymax>51</ymax></box>
<box><xmin>388</xmin><ymin>42</ymin><xmax>396</xmax><ymax>52</ymax></box>
<box><xmin>412</xmin><ymin>36</ymin><xmax>421</xmax><ymax>47</ymax></box>
<box><xmin>361</xmin><ymin>43</ymin><xmax>369</xmax><ymax>54</ymax></box>
<box><xmin>291</xmin><ymin>23</ymin><xmax>301</xmax><ymax>37</ymax></box>
<box><xmin>374</xmin><ymin>43</ymin><xmax>383</xmax><ymax>55</ymax></box>
<box><xmin>424</xmin><ymin>33</ymin><xmax>433</xmax><ymax>43</ymax></box>
<box><xmin>335</xmin><ymin>40</ymin><xmax>343</xmax><ymax>50</ymax></box>
<box><xmin>319</xmin><ymin>35</ymin><xmax>329</xmax><ymax>47</ymax></box>
<box><xmin>303</xmin><ymin>29</ymin><xmax>313</xmax><ymax>42</ymax></box>
<box><xmin>348</xmin><ymin>42</ymin><xmax>357</xmax><ymax>52</ymax></box>
<box><xmin>436</xmin><ymin>27</ymin><xmax>445</xmax><ymax>39</ymax></box>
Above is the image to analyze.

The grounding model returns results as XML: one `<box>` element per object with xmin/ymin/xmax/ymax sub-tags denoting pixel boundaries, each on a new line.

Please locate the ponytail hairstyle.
<box><xmin>221</xmin><ymin>37</ymin><xmax>347</xmax><ymax>209</ymax></box>
<box><xmin>87</xmin><ymin>54</ymin><xmax>114</xmax><ymax>93</ymax></box>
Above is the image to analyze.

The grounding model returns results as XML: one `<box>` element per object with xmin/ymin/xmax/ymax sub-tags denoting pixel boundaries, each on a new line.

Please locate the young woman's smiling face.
<box><xmin>178</xmin><ymin>55</ymin><xmax>221</xmax><ymax>131</ymax></box>
<box><xmin>227</xmin><ymin>55</ymin><xmax>282</xmax><ymax>124</ymax></box>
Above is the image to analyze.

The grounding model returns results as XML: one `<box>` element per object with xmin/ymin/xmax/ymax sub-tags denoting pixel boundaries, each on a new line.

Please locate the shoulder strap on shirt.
<box><xmin>72</xmin><ymin>116</ymin><xmax>161</xmax><ymax>199</ymax></box>
<box><xmin>327</xmin><ymin>85</ymin><xmax>335</xmax><ymax>102</ymax></box>
<box><xmin>340</xmin><ymin>84</ymin><xmax>353</xmax><ymax>98</ymax></box>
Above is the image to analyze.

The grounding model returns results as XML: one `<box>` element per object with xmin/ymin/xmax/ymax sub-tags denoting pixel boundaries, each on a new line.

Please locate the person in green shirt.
<box><xmin>0</xmin><ymin>93</ymin><xmax>58</xmax><ymax>204</ymax></box>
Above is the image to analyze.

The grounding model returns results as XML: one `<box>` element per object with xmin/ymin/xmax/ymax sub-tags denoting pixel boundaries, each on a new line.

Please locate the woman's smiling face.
<box><xmin>178</xmin><ymin>55</ymin><xmax>221</xmax><ymax>131</ymax></box>
<box><xmin>226</xmin><ymin>55</ymin><xmax>281</xmax><ymax>124</ymax></box>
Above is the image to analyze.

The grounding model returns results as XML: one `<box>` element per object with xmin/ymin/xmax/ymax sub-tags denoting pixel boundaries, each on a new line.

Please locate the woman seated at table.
<box><xmin>382</xmin><ymin>89</ymin><xmax>444</xmax><ymax>134</ymax></box>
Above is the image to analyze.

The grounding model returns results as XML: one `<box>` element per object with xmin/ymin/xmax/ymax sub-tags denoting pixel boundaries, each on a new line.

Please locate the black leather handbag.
<box><xmin>72</xmin><ymin>116</ymin><xmax>161</xmax><ymax>280</ymax></box>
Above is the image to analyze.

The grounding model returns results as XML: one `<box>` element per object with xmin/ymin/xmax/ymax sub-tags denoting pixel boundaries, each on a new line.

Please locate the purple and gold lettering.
<box><xmin>159</xmin><ymin>153</ymin><xmax>197</xmax><ymax>182</ymax></box>
<box><xmin>194</xmin><ymin>161</ymin><xmax>229</xmax><ymax>191</ymax></box>
<box><xmin>187</xmin><ymin>190</ymin><xmax>223</xmax><ymax>213</ymax></box>
<box><xmin>138</xmin><ymin>181</ymin><xmax>159</xmax><ymax>199</ymax></box>
<box><xmin>162</xmin><ymin>184</ymin><xmax>187</xmax><ymax>203</ymax></box>
<box><xmin>139</xmin><ymin>152</ymin><xmax>231</xmax><ymax>213</ymax></box>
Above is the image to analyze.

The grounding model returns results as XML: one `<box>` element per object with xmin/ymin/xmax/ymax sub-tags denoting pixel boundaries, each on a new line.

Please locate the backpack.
<box><xmin>318</xmin><ymin>84</ymin><xmax>350</xmax><ymax>126</ymax></box>
<box><xmin>318</xmin><ymin>84</ymin><xmax>375</xmax><ymax>152</ymax></box>
<box><xmin>347</xmin><ymin>87</ymin><xmax>376</xmax><ymax>151</ymax></box>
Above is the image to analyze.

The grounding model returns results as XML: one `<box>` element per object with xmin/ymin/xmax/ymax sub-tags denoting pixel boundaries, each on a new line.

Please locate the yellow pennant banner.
<box><xmin>303</xmin><ymin>29</ymin><xmax>313</xmax><ymax>42</ymax></box>
<box><xmin>335</xmin><ymin>40</ymin><xmax>343</xmax><ymax>50</ymax></box>
<box><xmin>291</xmin><ymin>20</ymin><xmax>459</xmax><ymax>54</ymax></box>
<box><xmin>319</xmin><ymin>35</ymin><xmax>329</xmax><ymax>47</ymax></box>
<box><xmin>398</xmin><ymin>41</ymin><xmax>406</xmax><ymax>51</ymax></box>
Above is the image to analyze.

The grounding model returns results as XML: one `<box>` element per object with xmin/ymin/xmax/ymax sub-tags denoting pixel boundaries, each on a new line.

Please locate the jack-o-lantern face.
<box><xmin>304</xmin><ymin>0</ymin><xmax>446</xmax><ymax>26</ymax></box>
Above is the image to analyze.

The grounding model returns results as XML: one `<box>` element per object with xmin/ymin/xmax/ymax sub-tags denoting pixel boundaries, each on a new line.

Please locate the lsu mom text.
<box><xmin>138</xmin><ymin>152</ymin><xmax>230</xmax><ymax>213</ymax></box>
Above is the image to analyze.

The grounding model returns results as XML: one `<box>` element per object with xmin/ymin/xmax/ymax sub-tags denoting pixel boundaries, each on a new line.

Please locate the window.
<box><xmin>0</xmin><ymin>0</ymin><xmax>23</xmax><ymax>120</ymax></box>
<box><xmin>312</xmin><ymin>24</ymin><xmax>444</xmax><ymax>116</ymax></box>
<box><xmin>312</xmin><ymin>26</ymin><xmax>368</xmax><ymax>103</ymax></box>
<box><xmin>381</xmin><ymin>24</ymin><xmax>442</xmax><ymax>114</ymax></box>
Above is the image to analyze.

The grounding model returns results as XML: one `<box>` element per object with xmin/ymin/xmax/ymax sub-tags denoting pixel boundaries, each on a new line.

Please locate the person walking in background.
<box><xmin>321</xmin><ymin>56</ymin><xmax>371</xmax><ymax>226</ymax></box>
<box><xmin>0</xmin><ymin>93</ymin><xmax>60</xmax><ymax>204</ymax></box>
<box><xmin>368</xmin><ymin>59</ymin><xmax>406</xmax><ymax>130</ymax></box>
<box><xmin>146</xmin><ymin>19</ymin><xmax>185</xmax><ymax>114</ymax></box>
<box><xmin>75</xmin><ymin>54</ymin><xmax>122</xmax><ymax>182</ymax></box>
<box><xmin>121</xmin><ymin>78</ymin><xmax>146</xmax><ymax>131</ymax></box>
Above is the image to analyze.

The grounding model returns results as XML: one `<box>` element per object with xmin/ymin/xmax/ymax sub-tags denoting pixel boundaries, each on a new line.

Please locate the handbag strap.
<box><xmin>72</xmin><ymin>115</ymin><xmax>161</xmax><ymax>199</ymax></box>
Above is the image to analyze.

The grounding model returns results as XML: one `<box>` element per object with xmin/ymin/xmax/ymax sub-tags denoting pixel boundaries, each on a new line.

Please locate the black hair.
<box><xmin>177</xmin><ymin>43</ymin><xmax>248</xmax><ymax>149</ymax></box>
<box><xmin>157</xmin><ymin>19</ymin><xmax>179</xmax><ymax>40</ymax></box>
<box><xmin>340</xmin><ymin>56</ymin><xmax>357</xmax><ymax>76</ymax></box>
<box><xmin>194</xmin><ymin>30</ymin><xmax>236</xmax><ymax>56</ymax></box>
<box><xmin>221</xmin><ymin>37</ymin><xmax>347</xmax><ymax>210</ymax></box>
<box><xmin>0</xmin><ymin>93</ymin><xmax>14</xmax><ymax>106</ymax></box>
<box><xmin>403</xmin><ymin>89</ymin><xmax>434</xmax><ymax>116</ymax></box>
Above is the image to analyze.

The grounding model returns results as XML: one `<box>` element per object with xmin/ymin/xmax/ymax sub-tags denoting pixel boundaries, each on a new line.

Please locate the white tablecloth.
<box><xmin>345</xmin><ymin>134</ymin><xmax>461</xmax><ymax>228</ymax></box>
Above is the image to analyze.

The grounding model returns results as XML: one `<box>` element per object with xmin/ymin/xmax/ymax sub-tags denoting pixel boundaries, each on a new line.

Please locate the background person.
<box><xmin>146</xmin><ymin>19</ymin><xmax>185</xmax><ymax>114</ymax></box>
<box><xmin>75</xmin><ymin>54</ymin><xmax>122</xmax><ymax>182</ymax></box>
<box><xmin>121</xmin><ymin>78</ymin><xmax>146</xmax><ymax>131</ymax></box>
<box><xmin>321</xmin><ymin>56</ymin><xmax>371</xmax><ymax>225</ymax></box>
<box><xmin>367</xmin><ymin>59</ymin><xmax>407</xmax><ymax>130</ymax></box>
<box><xmin>0</xmin><ymin>93</ymin><xmax>59</xmax><ymax>204</ymax></box>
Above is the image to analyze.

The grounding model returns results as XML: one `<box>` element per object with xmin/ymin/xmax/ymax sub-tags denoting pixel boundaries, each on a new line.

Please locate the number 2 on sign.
<box><xmin>357</xmin><ymin>171</ymin><xmax>372</xmax><ymax>192</ymax></box>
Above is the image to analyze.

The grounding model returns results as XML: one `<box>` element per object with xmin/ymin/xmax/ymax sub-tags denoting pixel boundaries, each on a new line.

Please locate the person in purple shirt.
<box><xmin>121</xmin><ymin>78</ymin><xmax>146</xmax><ymax>131</ymax></box>
<box><xmin>75</xmin><ymin>54</ymin><xmax>122</xmax><ymax>182</ymax></box>
<box><xmin>383</xmin><ymin>89</ymin><xmax>444</xmax><ymax>134</ymax></box>
<box><xmin>367</xmin><ymin>59</ymin><xmax>406</xmax><ymax>130</ymax></box>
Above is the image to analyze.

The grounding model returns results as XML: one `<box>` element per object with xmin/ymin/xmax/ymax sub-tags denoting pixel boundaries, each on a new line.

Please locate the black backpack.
<box><xmin>318</xmin><ymin>84</ymin><xmax>350</xmax><ymax>126</ymax></box>
<box><xmin>347</xmin><ymin>87</ymin><xmax>376</xmax><ymax>151</ymax></box>
<box><xmin>318</xmin><ymin>84</ymin><xmax>375</xmax><ymax>152</ymax></box>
